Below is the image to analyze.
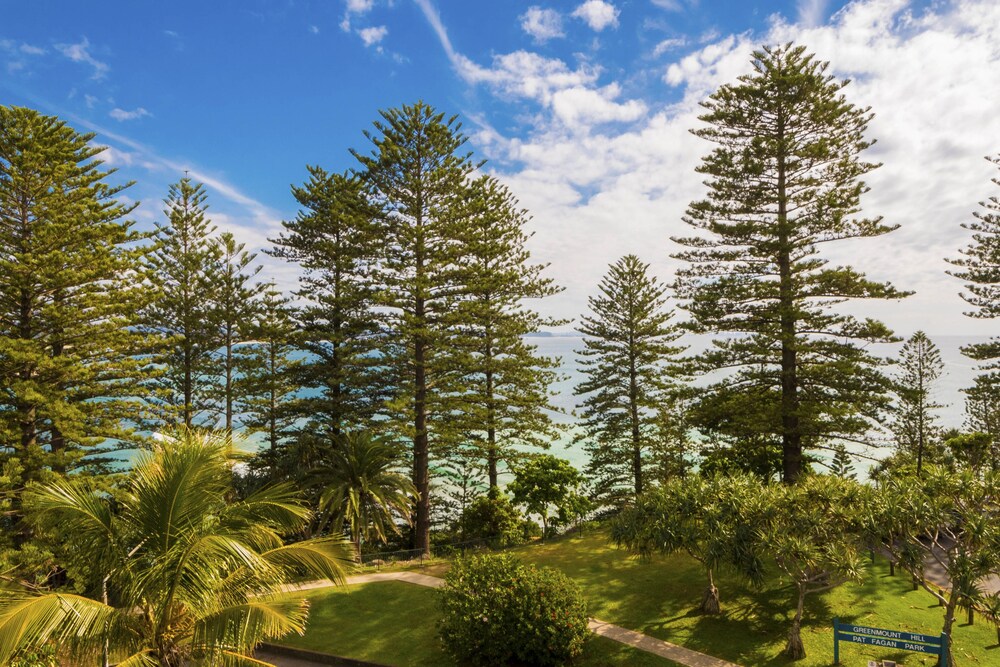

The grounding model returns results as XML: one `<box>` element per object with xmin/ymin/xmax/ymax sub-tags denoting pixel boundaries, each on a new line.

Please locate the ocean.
<box><xmin>528</xmin><ymin>333</ymin><xmax>992</xmax><ymax>472</ymax></box>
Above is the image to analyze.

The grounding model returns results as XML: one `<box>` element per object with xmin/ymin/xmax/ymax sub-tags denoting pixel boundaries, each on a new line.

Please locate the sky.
<box><xmin>1</xmin><ymin>0</ymin><xmax>999</xmax><ymax>347</ymax></box>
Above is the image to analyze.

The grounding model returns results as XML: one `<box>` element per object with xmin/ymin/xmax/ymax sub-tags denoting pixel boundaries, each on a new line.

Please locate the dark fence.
<box><xmin>359</xmin><ymin>537</ymin><xmax>492</xmax><ymax>569</ymax></box>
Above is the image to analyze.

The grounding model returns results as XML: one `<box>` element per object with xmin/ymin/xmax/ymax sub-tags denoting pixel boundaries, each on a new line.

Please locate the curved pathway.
<box><xmin>273</xmin><ymin>571</ymin><xmax>742</xmax><ymax>667</ymax></box>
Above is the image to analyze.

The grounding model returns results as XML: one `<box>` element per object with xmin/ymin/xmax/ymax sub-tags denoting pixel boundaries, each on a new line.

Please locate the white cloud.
<box><xmin>798</xmin><ymin>0</ymin><xmax>830</xmax><ymax>27</ymax></box>
<box><xmin>55</xmin><ymin>37</ymin><xmax>109</xmax><ymax>80</ymax></box>
<box><xmin>414</xmin><ymin>1</ymin><xmax>643</xmax><ymax>132</ymax></box>
<box><xmin>347</xmin><ymin>0</ymin><xmax>373</xmax><ymax>12</ymax></box>
<box><xmin>651</xmin><ymin>0</ymin><xmax>686</xmax><ymax>10</ymax></box>
<box><xmin>310</xmin><ymin>25</ymin><xmax>320</xmax><ymax>34</ymax></box>
<box><xmin>19</xmin><ymin>44</ymin><xmax>45</xmax><ymax>56</ymax></box>
<box><xmin>358</xmin><ymin>25</ymin><xmax>388</xmax><ymax>47</ymax></box>
<box><xmin>572</xmin><ymin>0</ymin><xmax>620</xmax><ymax>32</ymax></box>
<box><xmin>397</xmin><ymin>0</ymin><xmax>1000</xmax><ymax>410</ymax></box>
<box><xmin>109</xmin><ymin>107</ymin><xmax>151</xmax><ymax>122</ymax></box>
<box><xmin>521</xmin><ymin>7</ymin><xmax>564</xmax><ymax>43</ymax></box>
<box><xmin>551</xmin><ymin>83</ymin><xmax>647</xmax><ymax>128</ymax></box>
<box><xmin>341</xmin><ymin>0</ymin><xmax>375</xmax><ymax>32</ymax></box>
<box><xmin>412</xmin><ymin>0</ymin><xmax>487</xmax><ymax>82</ymax></box>
<box><xmin>652</xmin><ymin>37</ymin><xmax>686</xmax><ymax>56</ymax></box>
<box><xmin>84</xmin><ymin>94</ymin><xmax>99</xmax><ymax>109</ymax></box>
<box><xmin>472</xmin><ymin>0</ymin><xmax>1000</xmax><ymax>350</ymax></box>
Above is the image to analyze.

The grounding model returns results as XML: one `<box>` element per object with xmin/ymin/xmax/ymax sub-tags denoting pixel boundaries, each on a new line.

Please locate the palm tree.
<box><xmin>311</xmin><ymin>431</ymin><xmax>417</xmax><ymax>555</ymax></box>
<box><xmin>0</xmin><ymin>430</ymin><xmax>353</xmax><ymax>666</ymax></box>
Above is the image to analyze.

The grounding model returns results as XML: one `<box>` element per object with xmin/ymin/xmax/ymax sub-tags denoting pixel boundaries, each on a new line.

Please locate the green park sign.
<box><xmin>833</xmin><ymin>618</ymin><xmax>948</xmax><ymax>666</ymax></box>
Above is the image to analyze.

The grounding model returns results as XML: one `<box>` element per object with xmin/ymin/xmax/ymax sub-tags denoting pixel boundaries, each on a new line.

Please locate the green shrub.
<box><xmin>11</xmin><ymin>643</ymin><xmax>56</xmax><ymax>667</ymax></box>
<box><xmin>437</xmin><ymin>553</ymin><xmax>590</xmax><ymax>666</ymax></box>
<box><xmin>459</xmin><ymin>490</ymin><xmax>526</xmax><ymax>547</ymax></box>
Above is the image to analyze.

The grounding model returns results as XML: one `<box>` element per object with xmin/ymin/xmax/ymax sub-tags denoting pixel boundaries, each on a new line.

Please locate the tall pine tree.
<box><xmin>269</xmin><ymin>167</ymin><xmax>384</xmax><ymax>442</ymax></box>
<box><xmin>450</xmin><ymin>175</ymin><xmax>564</xmax><ymax>490</ymax></box>
<box><xmin>948</xmin><ymin>155</ymin><xmax>1000</xmax><ymax>368</ymax></box>
<box><xmin>964</xmin><ymin>373</ymin><xmax>1000</xmax><ymax>442</ymax></box>
<box><xmin>142</xmin><ymin>178</ymin><xmax>222</xmax><ymax>428</ymax></box>
<box><xmin>209</xmin><ymin>231</ymin><xmax>264</xmax><ymax>435</ymax></box>
<box><xmin>574</xmin><ymin>255</ymin><xmax>686</xmax><ymax>504</ymax></box>
<box><xmin>354</xmin><ymin>102</ymin><xmax>476</xmax><ymax>554</ymax></box>
<box><xmin>672</xmin><ymin>44</ymin><xmax>909</xmax><ymax>483</ymax></box>
<box><xmin>236</xmin><ymin>284</ymin><xmax>301</xmax><ymax>455</ymax></box>
<box><xmin>0</xmin><ymin>106</ymin><xmax>152</xmax><ymax>489</ymax></box>
<box><xmin>890</xmin><ymin>331</ymin><xmax>945</xmax><ymax>475</ymax></box>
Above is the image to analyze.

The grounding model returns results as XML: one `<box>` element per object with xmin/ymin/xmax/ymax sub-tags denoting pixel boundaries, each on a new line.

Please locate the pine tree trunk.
<box><xmin>49</xmin><ymin>316</ymin><xmax>66</xmax><ymax>471</ymax></box>
<box><xmin>18</xmin><ymin>290</ymin><xmax>37</xmax><ymax>471</ymax></box>
<box><xmin>269</xmin><ymin>342</ymin><xmax>278</xmax><ymax>450</ymax></box>
<box><xmin>917</xmin><ymin>398</ymin><xmax>925</xmax><ymax>476</ymax></box>
<box><xmin>102</xmin><ymin>577</ymin><xmax>110</xmax><ymax>667</ymax></box>
<box><xmin>776</xmin><ymin>116</ymin><xmax>802</xmax><ymax>485</ymax></box>
<box><xmin>225</xmin><ymin>336</ymin><xmax>233</xmax><ymax>437</ymax></box>
<box><xmin>629</xmin><ymin>364</ymin><xmax>642</xmax><ymax>496</ymax></box>
<box><xmin>784</xmin><ymin>584</ymin><xmax>807</xmax><ymax>659</ymax></box>
<box><xmin>628</xmin><ymin>310</ymin><xmax>643</xmax><ymax>496</ymax></box>
<box><xmin>183</xmin><ymin>339</ymin><xmax>194</xmax><ymax>428</ymax></box>
<box><xmin>413</xmin><ymin>327</ymin><xmax>431</xmax><ymax>555</ymax></box>
<box><xmin>701</xmin><ymin>567</ymin><xmax>721</xmax><ymax>614</ymax></box>
<box><xmin>486</xmin><ymin>359</ymin><xmax>498</xmax><ymax>489</ymax></box>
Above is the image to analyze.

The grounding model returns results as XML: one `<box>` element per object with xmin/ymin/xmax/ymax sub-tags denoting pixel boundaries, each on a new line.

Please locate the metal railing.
<box><xmin>359</xmin><ymin>537</ymin><xmax>492</xmax><ymax>569</ymax></box>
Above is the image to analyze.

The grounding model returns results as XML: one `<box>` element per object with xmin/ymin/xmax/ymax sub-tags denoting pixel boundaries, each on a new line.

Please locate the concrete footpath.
<box><xmin>263</xmin><ymin>571</ymin><xmax>742</xmax><ymax>667</ymax></box>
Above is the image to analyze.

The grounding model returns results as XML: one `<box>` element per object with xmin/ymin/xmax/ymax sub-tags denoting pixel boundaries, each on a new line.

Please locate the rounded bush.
<box><xmin>459</xmin><ymin>490</ymin><xmax>526</xmax><ymax>547</ymax></box>
<box><xmin>437</xmin><ymin>553</ymin><xmax>590</xmax><ymax>666</ymax></box>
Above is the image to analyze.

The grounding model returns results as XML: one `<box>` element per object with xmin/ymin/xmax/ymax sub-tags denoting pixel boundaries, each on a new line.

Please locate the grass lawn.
<box><xmin>513</xmin><ymin>529</ymin><xmax>1000</xmax><ymax>666</ymax></box>
<box><xmin>279</xmin><ymin>580</ymin><xmax>681</xmax><ymax>666</ymax></box>
<box><xmin>280</xmin><ymin>528</ymin><xmax>999</xmax><ymax>666</ymax></box>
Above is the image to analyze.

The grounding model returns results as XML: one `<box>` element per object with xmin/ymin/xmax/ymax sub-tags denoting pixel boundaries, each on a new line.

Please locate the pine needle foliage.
<box><xmin>672</xmin><ymin>44</ymin><xmax>910</xmax><ymax>482</ymax></box>
<box><xmin>574</xmin><ymin>255</ymin><xmax>686</xmax><ymax>504</ymax></box>
<box><xmin>270</xmin><ymin>167</ymin><xmax>385</xmax><ymax>443</ymax></box>
<box><xmin>142</xmin><ymin>179</ymin><xmax>223</xmax><ymax>428</ymax></box>
<box><xmin>235</xmin><ymin>285</ymin><xmax>301</xmax><ymax>456</ymax></box>
<box><xmin>948</xmin><ymin>155</ymin><xmax>1000</xmax><ymax>365</ymax></box>
<box><xmin>209</xmin><ymin>232</ymin><xmax>264</xmax><ymax>435</ymax></box>
<box><xmin>890</xmin><ymin>331</ymin><xmax>945</xmax><ymax>475</ymax></box>
<box><xmin>0</xmin><ymin>106</ymin><xmax>153</xmax><ymax>491</ymax></box>
<box><xmin>449</xmin><ymin>175</ymin><xmax>564</xmax><ymax>489</ymax></box>
<box><xmin>352</xmin><ymin>102</ymin><xmax>479</xmax><ymax>554</ymax></box>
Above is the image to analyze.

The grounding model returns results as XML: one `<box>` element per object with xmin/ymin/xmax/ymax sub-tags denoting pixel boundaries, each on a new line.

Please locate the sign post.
<box><xmin>833</xmin><ymin>619</ymin><xmax>947</xmax><ymax>666</ymax></box>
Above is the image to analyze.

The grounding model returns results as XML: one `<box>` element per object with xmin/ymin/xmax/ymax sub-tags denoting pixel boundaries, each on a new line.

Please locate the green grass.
<box><xmin>513</xmin><ymin>529</ymin><xmax>1000</xmax><ymax>666</ymax></box>
<box><xmin>280</xmin><ymin>529</ymin><xmax>1000</xmax><ymax>666</ymax></box>
<box><xmin>280</xmin><ymin>580</ymin><xmax>680</xmax><ymax>666</ymax></box>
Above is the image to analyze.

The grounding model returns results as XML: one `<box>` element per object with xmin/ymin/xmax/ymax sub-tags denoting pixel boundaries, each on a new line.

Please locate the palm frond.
<box><xmin>192</xmin><ymin>599</ymin><xmax>309</xmax><ymax>652</ymax></box>
<box><xmin>0</xmin><ymin>593</ymin><xmax>115</xmax><ymax>663</ymax></box>
<box><xmin>214</xmin><ymin>649</ymin><xmax>279</xmax><ymax>667</ymax></box>
<box><xmin>24</xmin><ymin>479</ymin><xmax>116</xmax><ymax>552</ymax></box>
<box><xmin>112</xmin><ymin>649</ymin><xmax>159</xmax><ymax>667</ymax></box>
<box><xmin>225</xmin><ymin>482</ymin><xmax>311</xmax><ymax>533</ymax></box>
<box><xmin>260</xmin><ymin>538</ymin><xmax>354</xmax><ymax>585</ymax></box>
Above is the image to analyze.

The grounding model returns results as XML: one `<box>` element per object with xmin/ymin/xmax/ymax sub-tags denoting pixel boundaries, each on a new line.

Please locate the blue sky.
<box><xmin>1</xmin><ymin>0</ymin><xmax>854</xmax><ymax>206</ymax></box>
<box><xmin>1</xmin><ymin>0</ymin><xmax>998</xmax><ymax>346</ymax></box>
